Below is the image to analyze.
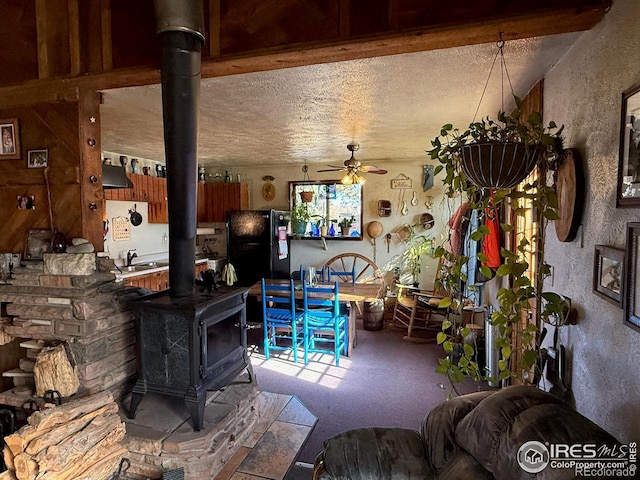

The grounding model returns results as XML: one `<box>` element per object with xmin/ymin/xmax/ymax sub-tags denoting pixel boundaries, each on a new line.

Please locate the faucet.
<box><xmin>126</xmin><ymin>249</ymin><xmax>138</xmax><ymax>267</ymax></box>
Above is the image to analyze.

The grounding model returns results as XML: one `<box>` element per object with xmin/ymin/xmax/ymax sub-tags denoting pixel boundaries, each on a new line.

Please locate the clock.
<box><xmin>262</xmin><ymin>176</ymin><xmax>276</xmax><ymax>201</ymax></box>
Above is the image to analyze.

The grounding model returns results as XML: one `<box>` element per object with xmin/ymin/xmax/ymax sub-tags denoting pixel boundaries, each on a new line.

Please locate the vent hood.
<box><xmin>102</xmin><ymin>164</ymin><xmax>133</xmax><ymax>189</ymax></box>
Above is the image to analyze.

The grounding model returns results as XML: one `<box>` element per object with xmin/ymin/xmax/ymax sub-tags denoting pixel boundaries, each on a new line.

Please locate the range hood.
<box><xmin>102</xmin><ymin>164</ymin><xmax>134</xmax><ymax>189</ymax></box>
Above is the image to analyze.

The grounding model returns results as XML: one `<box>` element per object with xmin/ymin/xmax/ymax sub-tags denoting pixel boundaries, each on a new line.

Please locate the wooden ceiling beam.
<box><xmin>0</xmin><ymin>2</ymin><xmax>607</xmax><ymax>109</ymax></box>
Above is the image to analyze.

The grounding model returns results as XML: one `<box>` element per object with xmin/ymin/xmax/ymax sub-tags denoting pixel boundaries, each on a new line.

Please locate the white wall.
<box><xmin>543</xmin><ymin>0</ymin><xmax>640</xmax><ymax>442</ymax></box>
<box><xmin>104</xmin><ymin>200</ymin><xmax>169</xmax><ymax>264</ymax></box>
<box><xmin>238</xmin><ymin>160</ymin><xmax>457</xmax><ymax>289</ymax></box>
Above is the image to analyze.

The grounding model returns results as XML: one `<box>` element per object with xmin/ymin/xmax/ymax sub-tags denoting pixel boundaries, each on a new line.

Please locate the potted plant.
<box><xmin>339</xmin><ymin>216</ymin><xmax>355</xmax><ymax>236</ymax></box>
<box><xmin>291</xmin><ymin>202</ymin><xmax>310</xmax><ymax>235</ymax></box>
<box><xmin>300</xmin><ymin>190</ymin><xmax>314</xmax><ymax>203</ymax></box>
<box><xmin>428</xmin><ymin>96</ymin><xmax>564</xmax><ymax>191</ymax></box>
<box><xmin>428</xmin><ymin>99</ymin><xmax>568</xmax><ymax>393</ymax></box>
<box><xmin>401</xmin><ymin>224</ymin><xmax>433</xmax><ymax>286</ymax></box>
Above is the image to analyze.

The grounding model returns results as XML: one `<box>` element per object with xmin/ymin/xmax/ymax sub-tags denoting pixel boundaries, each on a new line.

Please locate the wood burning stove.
<box><xmin>128</xmin><ymin>287</ymin><xmax>252</xmax><ymax>431</ymax></box>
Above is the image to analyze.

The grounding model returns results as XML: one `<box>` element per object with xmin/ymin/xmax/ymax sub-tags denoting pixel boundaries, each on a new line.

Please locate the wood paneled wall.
<box><xmin>0</xmin><ymin>102</ymin><xmax>83</xmax><ymax>255</ymax></box>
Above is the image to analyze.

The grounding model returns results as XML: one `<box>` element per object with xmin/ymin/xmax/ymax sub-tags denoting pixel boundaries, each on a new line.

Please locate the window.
<box><xmin>289</xmin><ymin>181</ymin><xmax>363</xmax><ymax>240</ymax></box>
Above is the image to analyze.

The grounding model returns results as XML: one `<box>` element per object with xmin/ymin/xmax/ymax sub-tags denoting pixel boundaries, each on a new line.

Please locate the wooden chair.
<box><xmin>392</xmin><ymin>285</ymin><xmax>449</xmax><ymax>342</ymax></box>
<box><xmin>261</xmin><ymin>279</ymin><xmax>304</xmax><ymax>362</ymax></box>
<box><xmin>302</xmin><ymin>281</ymin><xmax>348</xmax><ymax>366</ymax></box>
<box><xmin>392</xmin><ymin>259</ymin><xmax>449</xmax><ymax>342</ymax></box>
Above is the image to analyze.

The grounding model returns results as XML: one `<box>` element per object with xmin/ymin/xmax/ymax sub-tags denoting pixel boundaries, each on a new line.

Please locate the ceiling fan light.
<box><xmin>356</xmin><ymin>174</ymin><xmax>366</xmax><ymax>185</ymax></box>
<box><xmin>341</xmin><ymin>173</ymin><xmax>353</xmax><ymax>185</ymax></box>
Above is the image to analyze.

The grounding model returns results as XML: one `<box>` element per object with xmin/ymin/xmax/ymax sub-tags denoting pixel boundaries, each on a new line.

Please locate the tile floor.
<box><xmin>214</xmin><ymin>392</ymin><xmax>317</xmax><ymax>480</ymax></box>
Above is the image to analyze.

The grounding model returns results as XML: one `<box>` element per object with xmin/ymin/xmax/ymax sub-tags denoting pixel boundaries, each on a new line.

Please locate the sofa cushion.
<box><xmin>437</xmin><ymin>450</ymin><xmax>495</xmax><ymax>480</ymax></box>
<box><xmin>455</xmin><ymin>386</ymin><xmax>620</xmax><ymax>480</ymax></box>
<box><xmin>422</xmin><ymin>390</ymin><xmax>493</xmax><ymax>471</ymax></box>
<box><xmin>316</xmin><ymin>427</ymin><xmax>434</xmax><ymax>479</ymax></box>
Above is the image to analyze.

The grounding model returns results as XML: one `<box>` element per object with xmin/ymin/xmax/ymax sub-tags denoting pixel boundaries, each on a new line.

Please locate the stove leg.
<box><xmin>185</xmin><ymin>388</ymin><xmax>205</xmax><ymax>431</ymax></box>
<box><xmin>129</xmin><ymin>380</ymin><xmax>147</xmax><ymax>419</ymax></box>
<box><xmin>246</xmin><ymin>363</ymin><xmax>255</xmax><ymax>383</ymax></box>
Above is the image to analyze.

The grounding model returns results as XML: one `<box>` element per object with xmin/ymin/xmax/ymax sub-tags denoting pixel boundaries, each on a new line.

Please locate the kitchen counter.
<box><xmin>113</xmin><ymin>257</ymin><xmax>209</xmax><ymax>280</ymax></box>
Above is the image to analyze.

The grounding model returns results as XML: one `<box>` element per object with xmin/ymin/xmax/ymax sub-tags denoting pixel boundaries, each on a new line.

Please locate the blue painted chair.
<box><xmin>322</xmin><ymin>264</ymin><xmax>356</xmax><ymax>284</ymax></box>
<box><xmin>302</xmin><ymin>281</ymin><xmax>348</xmax><ymax>366</ymax></box>
<box><xmin>261</xmin><ymin>279</ymin><xmax>304</xmax><ymax>363</ymax></box>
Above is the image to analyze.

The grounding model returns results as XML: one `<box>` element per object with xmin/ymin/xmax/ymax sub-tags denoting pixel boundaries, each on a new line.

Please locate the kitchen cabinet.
<box><xmin>197</xmin><ymin>183</ymin><xmax>248</xmax><ymax>222</ymax></box>
<box><xmin>126</xmin><ymin>270</ymin><xmax>169</xmax><ymax>291</ymax></box>
<box><xmin>104</xmin><ymin>173</ymin><xmax>167</xmax><ymax>203</ymax></box>
<box><xmin>125</xmin><ymin>262</ymin><xmax>210</xmax><ymax>291</ymax></box>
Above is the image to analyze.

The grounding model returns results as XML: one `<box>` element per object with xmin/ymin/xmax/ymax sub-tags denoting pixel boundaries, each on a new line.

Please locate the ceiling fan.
<box><xmin>317</xmin><ymin>143</ymin><xmax>388</xmax><ymax>184</ymax></box>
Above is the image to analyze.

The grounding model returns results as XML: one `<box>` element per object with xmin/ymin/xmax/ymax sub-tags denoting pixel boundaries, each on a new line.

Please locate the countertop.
<box><xmin>113</xmin><ymin>257</ymin><xmax>209</xmax><ymax>280</ymax></box>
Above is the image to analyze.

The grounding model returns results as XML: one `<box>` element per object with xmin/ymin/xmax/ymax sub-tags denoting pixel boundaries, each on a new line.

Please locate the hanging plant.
<box><xmin>428</xmin><ymin>97</ymin><xmax>564</xmax><ymax>192</ymax></box>
<box><xmin>428</xmin><ymin>100</ymin><xmax>569</xmax><ymax>395</ymax></box>
<box><xmin>300</xmin><ymin>190</ymin><xmax>314</xmax><ymax>203</ymax></box>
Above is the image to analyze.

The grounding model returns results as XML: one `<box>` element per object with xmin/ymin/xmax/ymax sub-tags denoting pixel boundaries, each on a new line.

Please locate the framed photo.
<box><xmin>27</xmin><ymin>149</ymin><xmax>48</xmax><ymax>168</ymax></box>
<box><xmin>593</xmin><ymin>245</ymin><xmax>624</xmax><ymax>306</ymax></box>
<box><xmin>17</xmin><ymin>195</ymin><xmax>35</xmax><ymax>210</ymax></box>
<box><xmin>616</xmin><ymin>83</ymin><xmax>640</xmax><ymax>207</ymax></box>
<box><xmin>0</xmin><ymin>118</ymin><xmax>20</xmax><ymax>160</ymax></box>
<box><xmin>624</xmin><ymin>223</ymin><xmax>640</xmax><ymax>332</ymax></box>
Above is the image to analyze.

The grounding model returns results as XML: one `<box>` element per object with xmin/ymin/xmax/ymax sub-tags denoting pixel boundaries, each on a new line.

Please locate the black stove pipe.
<box><xmin>154</xmin><ymin>1</ymin><xmax>205</xmax><ymax>297</ymax></box>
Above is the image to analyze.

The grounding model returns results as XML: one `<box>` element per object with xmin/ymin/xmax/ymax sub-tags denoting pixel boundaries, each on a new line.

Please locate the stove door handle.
<box><xmin>236</xmin><ymin>322</ymin><xmax>261</xmax><ymax>330</ymax></box>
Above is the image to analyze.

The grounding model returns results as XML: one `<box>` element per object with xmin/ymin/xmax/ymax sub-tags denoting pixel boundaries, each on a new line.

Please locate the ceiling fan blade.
<box><xmin>317</xmin><ymin>168</ymin><xmax>344</xmax><ymax>172</ymax></box>
<box><xmin>360</xmin><ymin>165</ymin><xmax>387</xmax><ymax>174</ymax></box>
<box><xmin>326</xmin><ymin>164</ymin><xmax>346</xmax><ymax>169</ymax></box>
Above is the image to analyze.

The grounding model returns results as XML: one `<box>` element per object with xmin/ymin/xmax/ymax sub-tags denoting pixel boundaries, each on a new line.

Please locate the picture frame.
<box><xmin>27</xmin><ymin>149</ymin><xmax>48</xmax><ymax>168</ymax></box>
<box><xmin>0</xmin><ymin>118</ymin><xmax>20</xmax><ymax>160</ymax></box>
<box><xmin>623</xmin><ymin>223</ymin><xmax>640</xmax><ymax>332</ymax></box>
<box><xmin>616</xmin><ymin>83</ymin><xmax>640</xmax><ymax>207</ymax></box>
<box><xmin>593</xmin><ymin>245</ymin><xmax>624</xmax><ymax>307</ymax></box>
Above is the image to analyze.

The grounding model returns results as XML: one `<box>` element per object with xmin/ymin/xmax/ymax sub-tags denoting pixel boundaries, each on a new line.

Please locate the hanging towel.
<box><xmin>222</xmin><ymin>263</ymin><xmax>237</xmax><ymax>286</ymax></box>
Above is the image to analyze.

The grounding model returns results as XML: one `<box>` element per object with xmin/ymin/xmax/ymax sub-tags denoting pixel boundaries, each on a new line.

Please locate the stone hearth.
<box><xmin>121</xmin><ymin>372</ymin><xmax>317</xmax><ymax>479</ymax></box>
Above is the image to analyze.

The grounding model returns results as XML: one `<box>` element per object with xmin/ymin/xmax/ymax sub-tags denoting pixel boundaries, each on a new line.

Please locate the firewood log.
<box><xmin>72</xmin><ymin>444</ymin><xmax>127</xmax><ymax>480</ymax></box>
<box><xmin>0</xmin><ymin>469</ymin><xmax>17</xmax><ymax>480</ymax></box>
<box><xmin>13</xmin><ymin>452</ymin><xmax>38</xmax><ymax>480</ymax></box>
<box><xmin>27</xmin><ymin>390</ymin><xmax>112</xmax><ymax>430</ymax></box>
<box><xmin>3</xmin><ymin>445</ymin><xmax>14</xmax><ymax>470</ymax></box>
<box><xmin>24</xmin><ymin>402</ymin><xmax>118</xmax><ymax>455</ymax></box>
<box><xmin>4</xmin><ymin>425</ymin><xmax>46</xmax><ymax>456</ymax></box>
<box><xmin>37</xmin><ymin>441</ymin><xmax>127</xmax><ymax>480</ymax></box>
<box><xmin>33</xmin><ymin>344</ymin><xmax>79</xmax><ymax>397</ymax></box>
<box><xmin>35</xmin><ymin>413</ymin><xmax>122</xmax><ymax>473</ymax></box>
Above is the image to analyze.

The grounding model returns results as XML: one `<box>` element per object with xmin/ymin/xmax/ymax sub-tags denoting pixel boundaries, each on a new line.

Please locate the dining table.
<box><xmin>248</xmin><ymin>279</ymin><xmax>384</xmax><ymax>357</ymax></box>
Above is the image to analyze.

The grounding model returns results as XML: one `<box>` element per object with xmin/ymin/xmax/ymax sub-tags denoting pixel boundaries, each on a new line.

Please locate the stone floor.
<box><xmin>214</xmin><ymin>392</ymin><xmax>317</xmax><ymax>480</ymax></box>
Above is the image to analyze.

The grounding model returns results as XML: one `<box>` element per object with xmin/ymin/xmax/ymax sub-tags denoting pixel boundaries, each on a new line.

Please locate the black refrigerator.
<box><xmin>226</xmin><ymin>210</ymin><xmax>291</xmax><ymax>287</ymax></box>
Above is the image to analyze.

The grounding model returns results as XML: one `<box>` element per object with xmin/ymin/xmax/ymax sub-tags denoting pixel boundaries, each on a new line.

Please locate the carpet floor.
<box><xmin>247</xmin><ymin>319</ymin><xmax>485</xmax><ymax>464</ymax></box>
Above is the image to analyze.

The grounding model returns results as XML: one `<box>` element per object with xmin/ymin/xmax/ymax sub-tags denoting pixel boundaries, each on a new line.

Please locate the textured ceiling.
<box><xmin>100</xmin><ymin>32</ymin><xmax>581</xmax><ymax>169</ymax></box>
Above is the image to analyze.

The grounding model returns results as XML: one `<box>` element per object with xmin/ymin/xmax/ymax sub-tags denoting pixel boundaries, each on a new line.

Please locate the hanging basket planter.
<box><xmin>459</xmin><ymin>142</ymin><xmax>543</xmax><ymax>189</ymax></box>
<box><xmin>300</xmin><ymin>191</ymin><xmax>314</xmax><ymax>203</ymax></box>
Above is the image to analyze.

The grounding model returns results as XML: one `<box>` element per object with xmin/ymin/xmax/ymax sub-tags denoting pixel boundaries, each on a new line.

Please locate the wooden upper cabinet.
<box><xmin>104</xmin><ymin>173</ymin><xmax>167</xmax><ymax>202</ymax></box>
<box><xmin>105</xmin><ymin>176</ymin><xmax>247</xmax><ymax>223</ymax></box>
<box><xmin>198</xmin><ymin>183</ymin><xmax>248</xmax><ymax>222</ymax></box>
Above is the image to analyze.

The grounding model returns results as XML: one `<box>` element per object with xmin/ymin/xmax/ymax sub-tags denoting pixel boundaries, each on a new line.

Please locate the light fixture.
<box><xmin>341</xmin><ymin>171</ymin><xmax>366</xmax><ymax>185</ymax></box>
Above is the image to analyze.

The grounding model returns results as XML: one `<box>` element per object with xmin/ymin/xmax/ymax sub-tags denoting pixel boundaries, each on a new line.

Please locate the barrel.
<box><xmin>363</xmin><ymin>299</ymin><xmax>384</xmax><ymax>331</ymax></box>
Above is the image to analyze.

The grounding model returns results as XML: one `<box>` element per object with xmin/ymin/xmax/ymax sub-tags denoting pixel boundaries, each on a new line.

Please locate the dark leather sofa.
<box><xmin>313</xmin><ymin>386</ymin><xmax>622</xmax><ymax>479</ymax></box>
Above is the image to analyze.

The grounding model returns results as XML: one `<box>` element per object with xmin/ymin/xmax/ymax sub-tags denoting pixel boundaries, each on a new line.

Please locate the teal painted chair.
<box><xmin>261</xmin><ymin>279</ymin><xmax>304</xmax><ymax>363</ymax></box>
<box><xmin>302</xmin><ymin>281</ymin><xmax>348</xmax><ymax>366</ymax></box>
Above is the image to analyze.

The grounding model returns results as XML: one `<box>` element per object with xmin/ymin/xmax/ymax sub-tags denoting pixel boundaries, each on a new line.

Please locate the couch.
<box><xmin>313</xmin><ymin>386</ymin><xmax>622</xmax><ymax>479</ymax></box>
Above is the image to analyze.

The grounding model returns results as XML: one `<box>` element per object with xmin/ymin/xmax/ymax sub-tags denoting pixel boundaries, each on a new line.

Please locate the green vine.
<box><xmin>427</xmin><ymin>96</ymin><xmax>568</xmax><ymax>392</ymax></box>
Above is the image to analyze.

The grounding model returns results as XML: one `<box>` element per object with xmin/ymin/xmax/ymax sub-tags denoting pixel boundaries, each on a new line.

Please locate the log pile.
<box><xmin>1</xmin><ymin>391</ymin><xmax>127</xmax><ymax>480</ymax></box>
